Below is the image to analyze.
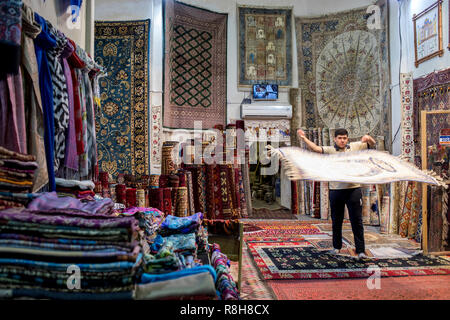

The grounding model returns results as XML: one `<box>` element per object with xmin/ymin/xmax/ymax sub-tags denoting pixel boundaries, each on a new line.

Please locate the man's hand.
<box><xmin>297</xmin><ymin>129</ymin><xmax>306</xmax><ymax>139</ymax></box>
<box><xmin>361</xmin><ymin>135</ymin><xmax>376</xmax><ymax>147</ymax></box>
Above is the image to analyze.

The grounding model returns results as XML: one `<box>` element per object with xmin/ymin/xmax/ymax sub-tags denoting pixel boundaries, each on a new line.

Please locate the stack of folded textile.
<box><xmin>0</xmin><ymin>192</ymin><xmax>140</xmax><ymax>300</ymax></box>
<box><xmin>0</xmin><ymin>147</ymin><xmax>39</xmax><ymax>209</ymax></box>
<box><xmin>135</xmin><ymin>265</ymin><xmax>217</xmax><ymax>300</ymax></box>
<box><xmin>55</xmin><ymin>178</ymin><xmax>96</xmax><ymax>200</ymax></box>
<box><xmin>210</xmin><ymin>243</ymin><xmax>240</xmax><ymax>300</ymax></box>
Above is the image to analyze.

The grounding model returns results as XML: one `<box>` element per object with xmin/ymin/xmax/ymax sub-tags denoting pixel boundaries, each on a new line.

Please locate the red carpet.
<box><xmin>268</xmin><ymin>275</ymin><xmax>450</xmax><ymax>300</ymax></box>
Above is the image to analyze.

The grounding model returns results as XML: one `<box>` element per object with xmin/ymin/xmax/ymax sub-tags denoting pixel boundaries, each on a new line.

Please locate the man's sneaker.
<box><xmin>326</xmin><ymin>248</ymin><xmax>340</xmax><ymax>255</ymax></box>
<box><xmin>355</xmin><ymin>252</ymin><xmax>368</xmax><ymax>260</ymax></box>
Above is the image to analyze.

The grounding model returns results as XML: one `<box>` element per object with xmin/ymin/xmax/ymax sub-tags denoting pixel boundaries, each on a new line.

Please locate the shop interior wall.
<box><xmin>23</xmin><ymin>0</ymin><xmax>91</xmax><ymax>52</ymax></box>
<box><xmin>389</xmin><ymin>0</ymin><xmax>450</xmax><ymax>156</ymax></box>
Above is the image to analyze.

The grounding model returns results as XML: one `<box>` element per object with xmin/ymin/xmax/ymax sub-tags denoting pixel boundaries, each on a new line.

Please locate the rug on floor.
<box><xmin>247</xmin><ymin>243</ymin><xmax>450</xmax><ymax>280</ymax></box>
<box><xmin>243</xmin><ymin>220</ymin><xmax>322</xmax><ymax>242</ymax></box>
<box><xmin>268</xmin><ymin>275</ymin><xmax>450</xmax><ymax>300</ymax></box>
<box><xmin>248</xmin><ymin>208</ymin><xmax>296</xmax><ymax>219</ymax></box>
<box><xmin>238</xmin><ymin>242</ymin><xmax>276</xmax><ymax>300</ymax></box>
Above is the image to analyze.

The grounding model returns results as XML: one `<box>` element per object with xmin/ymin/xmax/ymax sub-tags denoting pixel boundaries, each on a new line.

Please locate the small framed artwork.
<box><xmin>413</xmin><ymin>0</ymin><xmax>443</xmax><ymax>67</ymax></box>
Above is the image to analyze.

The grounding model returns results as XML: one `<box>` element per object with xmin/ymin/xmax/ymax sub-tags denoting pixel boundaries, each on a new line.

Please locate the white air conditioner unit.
<box><xmin>241</xmin><ymin>102</ymin><xmax>292</xmax><ymax>119</ymax></box>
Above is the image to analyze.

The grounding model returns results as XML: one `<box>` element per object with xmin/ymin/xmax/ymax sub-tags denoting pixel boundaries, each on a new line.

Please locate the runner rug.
<box><xmin>247</xmin><ymin>242</ymin><xmax>450</xmax><ymax>280</ymax></box>
<box><xmin>163</xmin><ymin>0</ymin><xmax>227</xmax><ymax>129</ymax></box>
<box><xmin>94</xmin><ymin>20</ymin><xmax>150</xmax><ymax>178</ymax></box>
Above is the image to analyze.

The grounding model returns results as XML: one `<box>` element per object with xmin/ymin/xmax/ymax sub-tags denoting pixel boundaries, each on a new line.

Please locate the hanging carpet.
<box><xmin>94</xmin><ymin>20</ymin><xmax>150</xmax><ymax>178</ymax></box>
<box><xmin>163</xmin><ymin>0</ymin><xmax>227</xmax><ymax>129</ymax></box>
<box><xmin>295</xmin><ymin>0</ymin><xmax>391</xmax><ymax>142</ymax></box>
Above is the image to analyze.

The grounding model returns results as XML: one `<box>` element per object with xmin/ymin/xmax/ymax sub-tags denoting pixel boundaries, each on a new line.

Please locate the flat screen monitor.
<box><xmin>253</xmin><ymin>84</ymin><xmax>278</xmax><ymax>100</ymax></box>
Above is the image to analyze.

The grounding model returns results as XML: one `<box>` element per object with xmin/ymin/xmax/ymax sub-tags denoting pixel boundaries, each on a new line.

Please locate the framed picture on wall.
<box><xmin>413</xmin><ymin>0</ymin><xmax>443</xmax><ymax>67</ymax></box>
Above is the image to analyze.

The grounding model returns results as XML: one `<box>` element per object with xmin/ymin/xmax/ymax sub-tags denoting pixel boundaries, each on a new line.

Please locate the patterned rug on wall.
<box><xmin>163</xmin><ymin>0</ymin><xmax>227</xmax><ymax>129</ymax></box>
<box><xmin>247</xmin><ymin>242</ymin><xmax>450</xmax><ymax>280</ymax></box>
<box><xmin>295</xmin><ymin>0</ymin><xmax>391</xmax><ymax>143</ymax></box>
<box><xmin>94</xmin><ymin>20</ymin><xmax>150</xmax><ymax>178</ymax></box>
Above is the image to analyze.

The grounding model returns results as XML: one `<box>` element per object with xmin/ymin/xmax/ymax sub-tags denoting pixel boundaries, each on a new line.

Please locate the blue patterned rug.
<box><xmin>94</xmin><ymin>20</ymin><xmax>150</xmax><ymax>178</ymax></box>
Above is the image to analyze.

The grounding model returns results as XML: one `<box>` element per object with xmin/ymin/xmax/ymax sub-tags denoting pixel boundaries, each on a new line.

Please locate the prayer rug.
<box><xmin>163</xmin><ymin>0</ymin><xmax>227</xmax><ymax>129</ymax></box>
<box><xmin>272</xmin><ymin>147</ymin><xmax>443</xmax><ymax>186</ymax></box>
<box><xmin>247</xmin><ymin>243</ymin><xmax>450</xmax><ymax>280</ymax></box>
<box><xmin>94</xmin><ymin>20</ymin><xmax>150</xmax><ymax>178</ymax></box>
<box><xmin>267</xmin><ymin>275</ymin><xmax>450</xmax><ymax>300</ymax></box>
<box><xmin>237</xmin><ymin>6</ymin><xmax>293</xmax><ymax>87</ymax></box>
<box><xmin>295</xmin><ymin>0</ymin><xmax>390</xmax><ymax>141</ymax></box>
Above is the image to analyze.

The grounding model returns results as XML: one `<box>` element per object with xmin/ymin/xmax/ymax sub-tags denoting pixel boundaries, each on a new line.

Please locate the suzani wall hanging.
<box><xmin>94</xmin><ymin>19</ymin><xmax>150</xmax><ymax>178</ymax></box>
<box><xmin>295</xmin><ymin>0</ymin><xmax>391</xmax><ymax>143</ymax></box>
<box><xmin>163</xmin><ymin>0</ymin><xmax>227</xmax><ymax>129</ymax></box>
<box><xmin>238</xmin><ymin>6</ymin><xmax>293</xmax><ymax>87</ymax></box>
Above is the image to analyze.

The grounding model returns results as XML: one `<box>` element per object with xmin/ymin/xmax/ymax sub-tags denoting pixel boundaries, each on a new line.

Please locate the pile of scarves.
<box><xmin>210</xmin><ymin>244</ymin><xmax>240</xmax><ymax>300</ymax></box>
<box><xmin>55</xmin><ymin>178</ymin><xmax>96</xmax><ymax>200</ymax></box>
<box><xmin>0</xmin><ymin>147</ymin><xmax>39</xmax><ymax>210</ymax></box>
<box><xmin>0</xmin><ymin>192</ymin><xmax>140</xmax><ymax>300</ymax></box>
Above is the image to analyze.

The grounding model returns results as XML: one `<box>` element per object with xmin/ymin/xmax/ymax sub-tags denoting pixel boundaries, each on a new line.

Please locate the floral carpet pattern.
<box><xmin>94</xmin><ymin>20</ymin><xmax>150</xmax><ymax>178</ymax></box>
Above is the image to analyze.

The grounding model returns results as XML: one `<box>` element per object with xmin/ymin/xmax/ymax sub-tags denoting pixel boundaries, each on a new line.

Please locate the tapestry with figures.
<box><xmin>94</xmin><ymin>20</ymin><xmax>150</xmax><ymax>178</ymax></box>
<box><xmin>163</xmin><ymin>0</ymin><xmax>227</xmax><ymax>129</ymax></box>
<box><xmin>295</xmin><ymin>0</ymin><xmax>390</xmax><ymax>143</ymax></box>
<box><xmin>238</xmin><ymin>6</ymin><xmax>293</xmax><ymax>87</ymax></box>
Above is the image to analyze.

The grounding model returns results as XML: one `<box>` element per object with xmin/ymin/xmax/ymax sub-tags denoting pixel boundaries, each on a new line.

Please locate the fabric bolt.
<box><xmin>33</xmin><ymin>13</ymin><xmax>57</xmax><ymax>191</ymax></box>
<box><xmin>149</xmin><ymin>188</ymin><xmax>164</xmax><ymax>212</ymax></box>
<box><xmin>186</xmin><ymin>171</ymin><xmax>195</xmax><ymax>215</ymax></box>
<box><xmin>174</xmin><ymin>187</ymin><xmax>188</xmax><ymax>217</ymax></box>
<box><xmin>162</xmin><ymin>187</ymin><xmax>173</xmax><ymax>216</ymax></box>
<box><xmin>55</xmin><ymin>178</ymin><xmax>94</xmax><ymax>190</ymax></box>
<box><xmin>125</xmin><ymin>188</ymin><xmax>137</xmax><ymax>208</ymax></box>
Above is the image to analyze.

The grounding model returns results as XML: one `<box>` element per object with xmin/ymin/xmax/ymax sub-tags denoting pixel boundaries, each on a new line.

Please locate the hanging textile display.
<box><xmin>237</xmin><ymin>6</ymin><xmax>293</xmax><ymax>87</ymax></box>
<box><xmin>295</xmin><ymin>0</ymin><xmax>391</xmax><ymax>143</ymax></box>
<box><xmin>20</xmin><ymin>5</ymin><xmax>48</xmax><ymax>192</ymax></box>
<box><xmin>163</xmin><ymin>0</ymin><xmax>227</xmax><ymax>129</ymax></box>
<box><xmin>94</xmin><ymin>19</ymin><xmax>150</xmax><ymax>178</ymax></box>
<box><xmin>400</xmin><ymin>73</ymin><xmax>415</xmax><ymax>162</ymax></box>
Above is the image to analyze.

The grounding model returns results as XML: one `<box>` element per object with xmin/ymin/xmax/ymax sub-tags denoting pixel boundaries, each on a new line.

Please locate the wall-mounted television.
<box><xmin>252</xmin><ymin>84</ymin><xmax>278</xmax><ymax>100</ymax></box>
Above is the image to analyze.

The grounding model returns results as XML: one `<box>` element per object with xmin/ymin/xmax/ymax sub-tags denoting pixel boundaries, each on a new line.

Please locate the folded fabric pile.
<box><xmin>0</xmin><ymin>193</ymin><xmax>140</xmax><ymax>300</ymax></box>
<box><xmin>210</xmin><ymin>243</ymin><xmax>240</xmax><ymax>300</ymax></box>
<box><xmin>0</xmin><ymin>147</ymin><xmax>39</xmax><ymax>209</ymax></box>
<box><xmin>28</xmin><ymin>191</ymin><xmax>114</xmax><ymax>215</ymax></box>
<box><xmin>55</xmin><ymin>178</ymin><xmax>96</xmax><ymax>200</ymax></box>
<box><xmin>135</xmin><ymin>265</ymin><xmax>218</xmax><ymax>300</ymax></box>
